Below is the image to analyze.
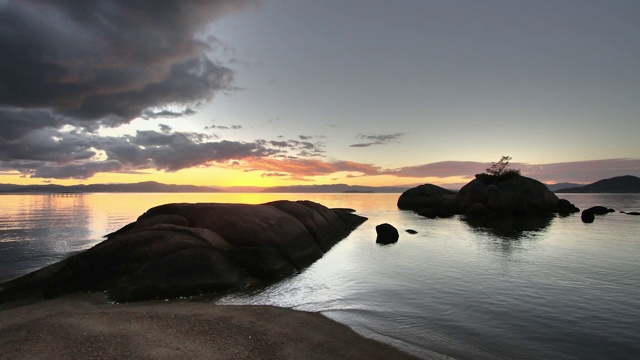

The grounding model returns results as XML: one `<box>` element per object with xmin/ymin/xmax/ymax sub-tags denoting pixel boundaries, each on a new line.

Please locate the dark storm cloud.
<box><xmin>0</xmin><ymin>0</ymin><xmax>264</xmax><ymax>178</ymax></box>
<box><xmin>0</xmin><ymin>127</ymin><xmax>96</xmax><ymax>162</ymax></box>
<box><xmin>32</xmin><ymin>161</ymin><xmax>124</xmax><ymax>179</ymax></box>
<box><xmin>158</xmin><ymin>124</ymin><xmax>173</xmax><ymax>133</ymax></box>
<box><xmin>350</xmin><ymin>133</ymin><xmax>405</xmax><ymax>147</ymax></box>
<box><xmin>142</xmin><ymin>108</ymin><xmax>197</xmax><ymax>120</ymax></box>
<box><xmin>0</xmin><ymin>108</ymin><xmax>86</xmax><ymax>141</ymax></box>
<box><xmin>0</xmin><ymin>0</ymin><xmax>259</xmax><ymax>130</ymax></box>
<box><xmin>99</xmin><ymin>131</ymin><xmax>279</xmax><ymax>172</ymax></box>
<box><xmin>0</xmin><ymin>125</ymin><xmax>285</xmax><ymax>178</ymax></box>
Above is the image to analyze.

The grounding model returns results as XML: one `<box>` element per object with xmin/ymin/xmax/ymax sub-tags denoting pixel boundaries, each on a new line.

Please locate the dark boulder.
<box><xmin>397</xmin><ymin>184</ymin><xmax>456</xmax><ymax>211</ymax></box>
<box><xmin>555</xmin><ymin>199</ymin><xmax>580</xmax><ymax>215</ymax></box>
<box><xmin>376</xmin><ymin>223</ymin><xmax>399</xmax><ymax>245</ymax></box>
<box><xmin>464</xmin><ymin>203</ymin><xmax>492</xmax><ymax>217</ymax></box>
<box><xmin>108</xmin><ymin>247</ymin><xmax>241</xmax><ymax>302</ymax></box>
<box><xmin>457</xmin><ymin>175</ymin><xmax>560</xmax><ymax>214</ymax></box>
<box><xmin>581</xmin><ymin>206</ymin><xmax>615</xmax><ymax>223</ymax></box>
<box><xmin>224</xmin><ymin>246</ymin><xmax>297</xmax><ymax>281</ymax></box>
<box><xmin>583</xmin><ymin>206</ymin><xmax>615</xmax><ymax>215</ymax></box>
<box><xmin>581</xmin><ymin>210</ymin><xmax>595</xmax><ymax>223</ymax></box>
<box><xmin>0</xmin><ymin>201</ymin><xmax>367</xmax><ymax>304</ymax></box>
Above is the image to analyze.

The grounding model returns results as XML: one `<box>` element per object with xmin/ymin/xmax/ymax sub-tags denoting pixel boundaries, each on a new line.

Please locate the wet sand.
<box><xmin>0</xmin><ymin>293</ymin><xmax>420</xmax><ymax>360</ymax></box>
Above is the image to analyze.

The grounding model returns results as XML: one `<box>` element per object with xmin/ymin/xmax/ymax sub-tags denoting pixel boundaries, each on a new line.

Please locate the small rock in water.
<box><xmin>406</xmin><ymin>229</ymin><xmax>418</xmax><ymax>234</ymax></box>
<box><xmin>376</xmin><ymin>223</ymin><xmax>399</xmax><ymax>245</ymax></box>
<box><xmin>581</xmin><ymin>210</ymin><xmax>595</xmax><ymax>223</ymax></box>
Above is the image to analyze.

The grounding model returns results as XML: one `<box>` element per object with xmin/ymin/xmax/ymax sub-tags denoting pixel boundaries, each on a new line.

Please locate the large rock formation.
<box><xmin>0</xmin><ymin>201</ymin><xmax>367</xmax><ymax>303</ymax></box>
<box><xmin>398</xmin><ymin>174</ymin><xmax>579</xmax><ymax>218</ymax></box>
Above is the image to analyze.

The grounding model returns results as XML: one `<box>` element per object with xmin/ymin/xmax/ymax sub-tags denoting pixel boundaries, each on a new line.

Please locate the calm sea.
<box><xmin>1</xmin><ymin>193</ymin><xmax>639</xmax><ymax>359</ymax></box>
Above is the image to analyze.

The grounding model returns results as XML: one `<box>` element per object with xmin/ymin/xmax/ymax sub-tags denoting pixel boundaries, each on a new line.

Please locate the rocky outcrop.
<box><xmin>398</xmin><ymin>174</ymin><xmax>580</xmax><ymax>219</ymax></box>
<box><xmin>0</xmin><ymin>201</ymin><xmax>367</xmax><ymax>303</ymax></box>
<box><xmin>375</xmin><ymin>223</ymin><xmax>399</xmax><ymax>245</ymax></box>
<box><xmin>397</xmin><ymin>184</ymin><xmax>456</xmax><ymax>212</ymax></box>
<box><xmin>581</xmin><ymin>206</ymin><xmax>615</xmax><ymax>223</ymax></box>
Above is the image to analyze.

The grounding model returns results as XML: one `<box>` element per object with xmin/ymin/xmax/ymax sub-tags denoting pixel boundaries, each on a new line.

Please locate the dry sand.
<box><xmin>0</xmin><ymin>293</ymin><xmax>421</xmax><ymax>360</ymax></box>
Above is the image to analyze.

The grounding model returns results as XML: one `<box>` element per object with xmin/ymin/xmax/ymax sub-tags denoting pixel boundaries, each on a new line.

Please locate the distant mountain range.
<box><xmin>0</xmin><ymin>181</ymin><xmax>224</xmax><ymax>193</ymax></box>
<box><xmin>0</xmin><ymin>181</ymin><xmax>408</xmax><ymax>194</ymax></box>
<box><xmin>2</xmin><ymin>176</ymin><xmax>637</xmax><ymax>194</ymax></box>
<box><xmin>554</xmin><ymin>175</ymin><xmax>640</xmax><ymax>193</ymax></box>
<box><xmin>545</xmin><ymin>182</ymin><xmax>582</xmax><ymax>192</ymax></box>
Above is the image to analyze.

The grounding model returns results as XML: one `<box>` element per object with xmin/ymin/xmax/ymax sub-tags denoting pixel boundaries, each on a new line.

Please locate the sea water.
<box><xmin>1</xmin><ymin>193</ymin><xmax>639</xmax><ymax>359</ymax></box>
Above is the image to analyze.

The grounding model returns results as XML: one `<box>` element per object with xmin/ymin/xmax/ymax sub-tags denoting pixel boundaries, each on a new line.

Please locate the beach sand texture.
<box><xmin>0</xmin><ymin>293</ymin><xmax>420</xmax><ymax>360</ymax></box>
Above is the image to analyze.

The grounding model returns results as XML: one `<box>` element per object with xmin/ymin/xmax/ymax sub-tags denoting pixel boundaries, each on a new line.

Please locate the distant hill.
<box><xmin>546</xmin><ymin>182</ymin><xmax>582</xmax><ymax>192</ymax></box>
<box><xmin>261</xmin><ymin>184</ymin><xmax>408</xmax><ymax>193</ymax></box>
<box><xmin>555</xmin><ymin>175</ymin><xmax>640</xmax><ymax>193</ymax></box>
<box><xmin>0</xmin><ymin>181</ymin><xmax>224</xmax><ymax>193</ymax></box>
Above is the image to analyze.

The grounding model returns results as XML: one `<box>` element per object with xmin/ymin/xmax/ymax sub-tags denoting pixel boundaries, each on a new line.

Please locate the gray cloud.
<box><xmin>142</xmin><ymin>109</ymin><xmax>197</xmax><ymax>120</ymax></box>
<box><xmin>257</xmin><ymin>139</ymin><xmax>325</xmax><ymax>158</ymax></box>
<box><xmin>0</xmin><ymin>127</ymin><xmax>96</xmax><ymax>163</ymax></box>
<box><xmin>32</xmin><ymin>161</ymin><xmax>124</xmax><ymax>179</ymax></box>
<box><xmin>0</xmin><ymin>0</ymin><xmax>258</xmax><ymax>132</ymax></box>
<box><xmin>0</xmin><ymin>0</ymin><xmax>265</xmax><ymax>179</ymax></box>
<box><xmin>350</xmin><ymin>133</ymin><xmax>405</xmax><ymax>147</ymax></box>
<box><xmin>0</xmin><ymin>125</ymin><xmax>285</xmax><ymax>178</ymax></box>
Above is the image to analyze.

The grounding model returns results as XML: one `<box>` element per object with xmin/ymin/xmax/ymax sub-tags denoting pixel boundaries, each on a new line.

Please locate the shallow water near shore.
<box><xmin>2</xmin><ymin>193</ymin><xmax>640</xmax><ymax>359</ymax></box>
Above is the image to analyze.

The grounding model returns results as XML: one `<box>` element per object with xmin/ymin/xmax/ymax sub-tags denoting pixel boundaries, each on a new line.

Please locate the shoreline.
<box><xmin>0</xmin><ymin>293</ymin><xmax>422</xmax><ymax>360</ymax></box>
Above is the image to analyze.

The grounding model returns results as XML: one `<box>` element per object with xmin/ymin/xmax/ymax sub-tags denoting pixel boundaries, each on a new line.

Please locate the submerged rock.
<box><xmin>0</xmin><ymin>201</ymin><xmax>367</xmax><ymax>303</ymax></box>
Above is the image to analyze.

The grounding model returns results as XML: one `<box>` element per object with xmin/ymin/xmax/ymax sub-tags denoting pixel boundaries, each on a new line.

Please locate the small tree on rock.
<box><xmin>476</xmin><ymin>156</ymin><xmax>521</xmax><ymax>184</ymax></box>
<box><xmin>486</xmin><ymin>156</ymin><xmax>518</xmax><ymax>176</ymax></box>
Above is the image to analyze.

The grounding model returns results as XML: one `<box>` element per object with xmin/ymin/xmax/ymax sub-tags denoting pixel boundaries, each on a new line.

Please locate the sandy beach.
<box><xmin>0</xmin><ymin>293</ymin><xmax>420</xmax><ymax>360</ymax></box>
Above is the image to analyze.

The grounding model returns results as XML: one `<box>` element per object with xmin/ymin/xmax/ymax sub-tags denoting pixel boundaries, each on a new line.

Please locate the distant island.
<box><xmin>0</xmin><ymin>181</ymin><xmax>408</xmax><ymax>194</ymax></box>
<box><xmin>555</xmin><ymin>175</ymin><xmax>640</xmax><ymax>193</ymax></box>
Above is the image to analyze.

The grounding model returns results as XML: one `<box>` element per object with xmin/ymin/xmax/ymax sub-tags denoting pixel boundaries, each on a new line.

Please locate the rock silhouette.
<box><xmin>376</xmin><ymin>223</ymin><xmax>399</xmax><ymax>245</ymax></box>
<box><xmin>398</xmin><ymin>174</ymin><xmax>579</xmax><ymax>218</ymax></box>
<box><xmin>581</xmin><ymin>206</ymin><xmax>615</xmax><ymax>223</ymax></box>
<box><xmin>0</xmin><ymin>201</ymin><xmax>367</xmax><ymax>303</ymax></box>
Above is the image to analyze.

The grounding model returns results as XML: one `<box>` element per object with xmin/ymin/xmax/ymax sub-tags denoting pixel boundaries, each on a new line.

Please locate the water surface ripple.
<box><xmin>1</xmin><ymin>193</ymin><xmax>639</xmax><ymax>359</ymax></box>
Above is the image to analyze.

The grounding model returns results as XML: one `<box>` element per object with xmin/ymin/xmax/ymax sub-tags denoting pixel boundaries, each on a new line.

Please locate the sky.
<box><xmin>1</xmin><ymin>0</ymin><xmax>639</xmax><ymax>189</ymax></box>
